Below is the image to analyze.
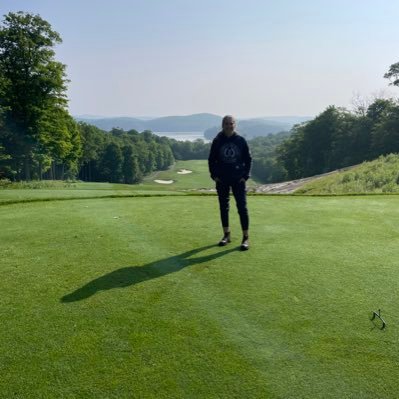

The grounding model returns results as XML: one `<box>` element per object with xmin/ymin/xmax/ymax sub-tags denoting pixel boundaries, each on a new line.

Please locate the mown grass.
<box><xmin>297</xmin><ymin>153</ymin><xmax>399</xmax><ymax>194</ymax></box>
<box><xmin>1</xmin><ymin>195</ymin><xmax>399</xmax><ymax>398</ymax></box>
<box><xmin>0</xmin><ymin>160</ymin><xmax>262</xmax><ymax>205</ymax></box>
<box><xmin>0</xmin><ymin>188</ymin><xmax>183</xmax><ymax>206</ymax></box>
<box><xmin>142</xmin><ymin>160</ymin><xmax>213</xmax><ymax>190</ymax></box>
<box><xmin>142</xmin><ymin>160</ymin><xmax>259</xmax><ymax>191</ymax></box>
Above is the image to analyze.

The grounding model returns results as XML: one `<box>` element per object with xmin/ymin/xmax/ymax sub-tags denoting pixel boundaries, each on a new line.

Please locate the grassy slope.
<box><xmin>1</xmin><ymin>195</ymin><xmax>399</xmax><ymax>398</ymax></box>
<box><xmin>297</xmin><ymin>153</ymin><xmax>399</xmax><ymax>195</ymax></box>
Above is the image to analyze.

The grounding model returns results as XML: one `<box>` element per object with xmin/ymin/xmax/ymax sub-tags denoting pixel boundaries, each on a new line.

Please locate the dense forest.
<box><xmin>77</xmin><ymin>125</ymin><xmax>174</xmax><ymax>183</ymax></box>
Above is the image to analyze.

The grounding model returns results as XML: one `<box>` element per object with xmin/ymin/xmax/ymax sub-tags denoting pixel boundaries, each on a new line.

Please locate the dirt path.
<box><xmin>252</xmin><ymin>175</ymin><xmax>326</xmax><ymax>194</ymax></box>
<box><xmin>252</xmin><ymin>166</ymin><xmax>357</xmax><ymax>194</ymax></box>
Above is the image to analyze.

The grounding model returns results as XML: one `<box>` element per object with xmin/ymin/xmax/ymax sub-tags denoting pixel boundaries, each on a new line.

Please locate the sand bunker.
<box><xmin>154</xmin><ymin>179</ymin><xmax>174</xmax><ymax>184</ymax></box>
<box><xmin>177</xmin><ymin>169</ymin><xmax>193</xmax><ymax>174</ymax></box>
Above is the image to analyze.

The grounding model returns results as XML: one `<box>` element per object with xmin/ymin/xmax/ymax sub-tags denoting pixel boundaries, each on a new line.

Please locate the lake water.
<box><xmin>154</xmin><ymin>131</ymin><xmax>209</xmax><ymax>142</ymax></box>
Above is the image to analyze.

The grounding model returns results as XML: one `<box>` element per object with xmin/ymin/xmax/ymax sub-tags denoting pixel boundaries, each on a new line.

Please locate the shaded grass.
<box><xmin>0</xmin><ymin>191</ymin><xmax>185</xmax><ymax>206</ymax></box>
<box><xmin>2</xmin><ymin>196</ymin><xmax>399</xmax><ymax>397</ymax></box>
<box><xmin>0</xmin><ymin>180</ymin><xmax>182</xmax><ymax>205</ymax></box>
<box><xmin>0</xmin><ymin>179</ymin><xmax>77</xmax><ymax>189</ymax></box>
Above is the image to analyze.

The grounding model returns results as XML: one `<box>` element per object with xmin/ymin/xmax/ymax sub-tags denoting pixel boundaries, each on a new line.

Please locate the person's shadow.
<box><xmin>61</xmin><ymin>244</ymin><xmax>238</xmax><ymax>303</ymax></box>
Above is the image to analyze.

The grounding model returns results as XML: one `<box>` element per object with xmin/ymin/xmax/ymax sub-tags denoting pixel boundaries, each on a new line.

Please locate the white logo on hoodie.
<box><xmin>220</xmin><ymin>143</ymin><xmax>240</xmax><ymax>164</ymax></box>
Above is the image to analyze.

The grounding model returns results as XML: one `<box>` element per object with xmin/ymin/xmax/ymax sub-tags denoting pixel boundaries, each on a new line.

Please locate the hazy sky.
<box><xmin>1</xmin><ymin>0</ymin><xmax>399</xmax><ymax>118</ymax></box>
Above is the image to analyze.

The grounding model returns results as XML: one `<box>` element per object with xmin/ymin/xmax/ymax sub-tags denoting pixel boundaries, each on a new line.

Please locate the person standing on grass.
<box><xmin>208</xmin><ymin>115</ymin><xmax>252</xmax><ymax>250</ymax></box>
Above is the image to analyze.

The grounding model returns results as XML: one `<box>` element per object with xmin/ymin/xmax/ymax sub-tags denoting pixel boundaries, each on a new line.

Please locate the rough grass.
<box><xmin>297</xmin><ymin>153</ymin><xmax>399</xmax><ymax>194</ymax></box>
<box><xmin>1</xmin><ymin>195</ymin><xmax>399</xmax><ymax>398</ymax></box>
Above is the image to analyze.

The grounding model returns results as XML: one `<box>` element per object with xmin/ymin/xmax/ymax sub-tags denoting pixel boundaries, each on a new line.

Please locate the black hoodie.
<box><xmin>208</xmin><ymin>131</ymin><xmax>252</xmax><ymax>182</ymax></box>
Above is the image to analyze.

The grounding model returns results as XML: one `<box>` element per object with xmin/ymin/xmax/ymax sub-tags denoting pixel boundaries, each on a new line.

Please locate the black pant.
<box><xmin>216</xmin><ymin>180</ymin><xmax>249</xmax><ymax>231</ymax></box>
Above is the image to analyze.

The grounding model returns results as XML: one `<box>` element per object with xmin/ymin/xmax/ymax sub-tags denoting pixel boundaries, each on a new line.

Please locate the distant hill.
<box><xmin>204</xmin><ymin>119</ymin><xmax>291</xmax><ymax>140</ymax></box>
<box><xmin>74</xmin><ymin>117</ymin><xmax>148</xmax><ymax>131</ymax></box>
<box><xmin>260</xmin><ymin>116</ymin><xmax>312</xmax><ymax>125</ymax></box>
<box><xmin>75</xmin><ymin>113</ymin><xmax>222</xmax><ymax>132</ymax></box>
<box><xmin>145</xmin><ymin>113</ymin><xmax>221</xmax><ymax>131</ymax></box>
<box><xmin>74</xmin><ymin>113</ymin><xmax>312</xmax><ymax>139</ymax></box>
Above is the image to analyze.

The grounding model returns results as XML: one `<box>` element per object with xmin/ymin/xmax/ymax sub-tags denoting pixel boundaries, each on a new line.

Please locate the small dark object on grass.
<box><xmin>370</xmin><ymin>309</ymin><xmax>386</xmax><ymax>330</ymax></box>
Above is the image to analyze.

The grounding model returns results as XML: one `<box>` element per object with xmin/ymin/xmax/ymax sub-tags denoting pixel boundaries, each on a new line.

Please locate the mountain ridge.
<box><xmin>74</xmin><ymin>113</ymin><xmax>312</xmax><ymax>138</ymax></box>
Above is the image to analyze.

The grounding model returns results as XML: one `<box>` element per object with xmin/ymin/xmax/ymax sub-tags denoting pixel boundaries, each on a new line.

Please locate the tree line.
<box><xmin>77</xmin><ymin>125</ymin><xmax>175</xmax><ymax>183</ymax></box>
<box><xmin>276</xmin><ymin>96</ymin><xmax>399</xmax><ymax>180</ymax></box>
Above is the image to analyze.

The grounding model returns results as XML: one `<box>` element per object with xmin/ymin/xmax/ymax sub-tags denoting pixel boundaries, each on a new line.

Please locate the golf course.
<box><xmin>1</xmin><ymin>160</ymin><xmax>399</xmax><ymax>398</ymax></box>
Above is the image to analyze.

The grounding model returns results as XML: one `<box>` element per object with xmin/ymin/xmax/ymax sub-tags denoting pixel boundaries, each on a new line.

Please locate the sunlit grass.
<box><xmin>297</xmin><ymin>153</ymin><xmax>399</xmax><ymax>195</ymax></box>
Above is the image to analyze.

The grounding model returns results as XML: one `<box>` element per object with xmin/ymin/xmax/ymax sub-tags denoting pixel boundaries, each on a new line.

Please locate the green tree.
<box><xmin>99</xmin><ymin>142</ymin><xmax>123</xmax><ymax>183</ymax></box>
<box><xmin>0</xmin><ymin>11</ymin><xmax>76</xmax><ymax>180</ymax></box>
<box><xmin>384</xmin><ymin>62</ymin><xmax>399</xmax><ymax>87</ymax></box>
<box><xmin>366</xmin><ymin>98</ymin><xmax>396</xmax><ymax>122</ymax></box>
<box><xmin>160</xmin><ymin>144</ymin><xmax>174</xmax><ymax>169</ymax></box>
<box><xmin>277</xmin><ymin>107</ymin><xmax>357</xmax><ymax>179</ymax></box>
<box><xmin>122</xmin><ymin>144</ymin><xmax>142</xmax><ymax>183</ymax></box>
<box><xmin>78</xmin><ymin>122</ymin><xmax>106</xmax><ymax>181</ymax></box>
<box><xmin>277</xmin><ymin>125</ymin><xmax>306</xmax><ymax>179</ymax></box>
<box><xmin>0</xmin><ymin>144</ymin><xmax>10</xmax><ymax>178</ymax></box>
<box><xmin>371</xmin><ymin>103</ymin><xmax>399</xmax><ymax>156</ymax></box>
<box><xmin>249</xmin><ymin>132</ymin><xmax>289</xmax><ymax>183</ymax></box>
